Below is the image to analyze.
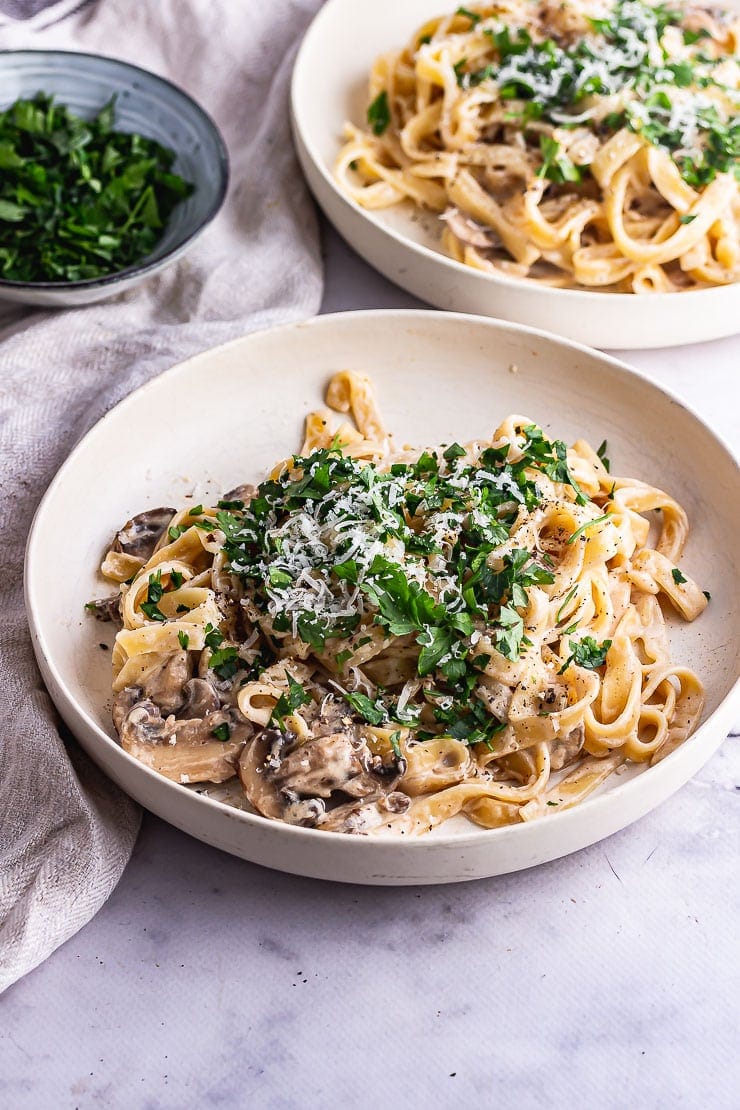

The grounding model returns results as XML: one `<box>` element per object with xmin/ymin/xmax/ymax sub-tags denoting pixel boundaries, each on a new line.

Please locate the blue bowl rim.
<box><xmin>0</xmin><ymin>48</ymin><xmax>230</xmax><ymax>290</ymax></box>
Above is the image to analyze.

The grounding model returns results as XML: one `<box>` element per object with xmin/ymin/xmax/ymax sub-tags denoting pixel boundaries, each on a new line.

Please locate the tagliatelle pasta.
<box><xmin>90</xmin><ymin>371</ymin><xmax>707</xmax><ymax>836</ymax></box>
<box><xmin>335</xmin><ymin>0</ymin><xmax>739</xmax><ymax>291</ymax></box>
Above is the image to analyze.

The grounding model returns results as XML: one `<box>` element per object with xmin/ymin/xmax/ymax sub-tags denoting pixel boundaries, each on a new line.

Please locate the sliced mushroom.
<box><xmin>179</xmin><ymin>677</ymin><xmax>220</xmax><ymax>719</ymax></box>
<box><xmin>86</xmin><ymin>595</ymin><xmax>122</xmax><ymax>623</ymax></box>
<box><xmin>113</xmin><ymin>687</ymin><xmax>150</xmax><ymax>735</ymax></box>
<box><xmin>238</xmin><ymin>731</ymin><xmax>288</xmax><ymax>819</ymax></box>
<box><xmin>238</xmin><ymin>726</ymin><xmax>406</xmax><ymax>830</ymax></box>
<box><xmin>140</xmin><ymin>650</ymin><xmax>193</xmax><ymax>715</ymax></box>
<box><xmin>112</xmin><ymin>687</ymin><xmax>252</xmax><ymax>784</ymax></box>
<box><xmin>111</xmin><ymin>507</ymin><xmax>176</xmax><ymax>561</ymax></box>
<box><xmin>318</xmin><ymin>797</ymin><xmax>389</xmax><ymax>834</ymax></box>
<box><xmin>536</xmin><ymin>683</ymin><xmax>569</xmax><ymax>715</ymax></box>
<box><xmin>317</xmin><ymin>790</ymin><xmax>411</xmax><ymax>832</ymax></box>
<box><xmin>441</xmin><ymin>207</ymin><xmax>499</xmax><ymax>250</ymax></box>
<box><xmin>222</xmin><ymin>483</ymin><xmax>256</xmax><ymax>505</ymax></box>
<box><xmin>270</xmin><ymin>731</ymin><xmax>368</xmax><ymax>798</ymax></box>
<box><xmin>310</xmin><ymin>697</ymin><xmax>356</xmax><ymax>738</ymax></box>
<box><xmin>549</xmin><ymin>724</ymin><xmax>585</xmax><ymax>771</ymax></box>
<box><xmin>282</xmin><ymin>796</ymin><xmax>327</xmax><ymax>826</ymax></box>
<box><xmin>381</xmin><ymin>791</ymin><xmax>411</xmax><ymax>815</ymax></box>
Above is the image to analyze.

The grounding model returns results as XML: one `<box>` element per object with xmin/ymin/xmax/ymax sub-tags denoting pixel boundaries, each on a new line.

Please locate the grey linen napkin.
<box><xmin>0</xmin><ymin>0</ymin><xmax>323</xmax><ymax>992</ymax></box>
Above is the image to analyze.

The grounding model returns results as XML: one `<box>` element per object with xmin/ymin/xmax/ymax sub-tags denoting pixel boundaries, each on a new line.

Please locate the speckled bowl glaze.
<box><xmin>24</xmin><ymin>311</ymin><xmax>740</xmax><ymax>885</ymax></box>
<box><xmin>0</xmin><ymin>51</ymin><xmax>229</xmax><ymax>306</ymax></box>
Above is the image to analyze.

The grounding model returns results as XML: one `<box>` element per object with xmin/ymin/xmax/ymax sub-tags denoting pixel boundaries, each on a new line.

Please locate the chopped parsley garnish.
<box><xmin>204</xmin><ymin>623</ymin><xmax>224</xmax><ymax>651</ymax></box>
<box><xmin>672</xmin><ymin>567</ymin><xmax>687</xmax><ymax>585</ymax></box>
<box><xmin>559</xmin><ymin>636</ymin><xmax>612</xmax><ymax>673</ymax></box>
<box><xmin>139</xmin><ymin>602</ymin><xmax>165</xmax><ymax>621</ymax></box>
<box><xmin>555</xmin><ymin>586</ymin><xmax>580</xmax><ymax>625</ymax></box>
<box><xmin>456</xmin><ymin>6</ymin><xmax>481</xmax><ymax>22</ymax></box>
<box><xmin>209</xmin><ymin>646</ymin><xmax>241</xmax><ymax>681</ymax></box>
<box><xmin>146</xmin><ymin>570</ymin><xmax>164</xmax><ymax>603</ymax></box>
<box><xmin>451</xmin><ymin>0</ymin><xmax>738</xmax><ymax>186</ymax></box>
<box><xmin>269</xmin><ymin>567</ymin><xmax>293</xmax><ymax>588</ymax></box>
<box><xmin>211</xmin><ymin>723</ymin><xmax>231</xmax><ymax>742</ymax></box>
<box><xmin>202</xmin><ymin>621</ymin><xmax>244</xmax><ymax>680</ymax></box>
<box><xmin>140</xmin><ymin>570</ymin><xmax>166</xmax><ymax>621</ymax></box>
<box><xmin>567</xmin><ymin>514</ymin><xmax>612</xmax><ymax>545</ymax></box>
<box><xmin>538</xmin><ymin>136</ymin><xmax>582</xmax><ymax>184</ymax></box>
<box><xmin>0</xmin><ymin>93</ymin><xmax>193</xmax><ymax>283</ymax></box>
<box><xmin>597</xmin><ymin>440</ymin><xmax>611</xmax><ymax>472</ymax></box>
<box><xmin>220</xmin><ymin>423</ymin><xmax>610</xmax><ymax>744</ymax></box>
<box><xmin>432</xmin><ymin>696</ymin><xmax>506</xmax><ymax>748</ymax></box>
<box><xmin>177</xmin><ymin>630</ymin><xmax>190</xmax><ymax>650</ymax></box>
<box><xmin>271</xmin><ymin>674</ymin><xmax>311</xmax><ymax>729</ymax></box>
<box><xmin>343</xmin><ymin>691</ymin><xmax>386</xmax><ymax>725</ymax></box>
<box><xmin>367</xmin><ymin>90</ymin><xmax>390</xmax><ymax>136</ymax></box>
<box><xmin>495</xmin><ymin>604</ymin><xmax>527</xmax><ymax>661</ymax></box>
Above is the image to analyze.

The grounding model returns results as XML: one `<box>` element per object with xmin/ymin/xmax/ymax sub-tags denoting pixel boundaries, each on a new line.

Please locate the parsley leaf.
<box><xmin>367</xmin><ymin>90</ymin><xmax>390</xmax><ymax>136</ymax></box>
<box><xmin>209</xmin><ymin>646</ymin><xmax>241</xmax><ymax>681</ymax></box>
<box><xmin>271</xmin><ymin>674</ymin><xmax>311</xmax><ymax>728</ymax></box>
<box><xmin>204</xmin><ymin>623</ymin><xmax>224</xmax><ymax>651</ymax></box>
<box><xmin>559</xmin><ymin>636</ymin><xmax>612</xmax><ymax>673</ymax></box>
<box><xmin>538</xmin><ymin>135</ymin><xmax>583</xmax><ymax>184</ymax></box>
<box><xmin>417</xmin><ymin>626</ymin><xmax>453</xmax><ymax>677</ymax></box>
<box><xmin>597</xmin><ymin>440</ymin><xmax>610</xmax><ymax>472</ymax></box>
<box><xmin>496</xmin><ymin>604</ymin><xmax>527</xmax><ymax>661</ymax></box>
<box><xmin>567</xmin><ymin>513</ymin><xmax>612</xmax><ymax>545</ymax></box>
<box><xmin>140</xmin><ymin>601</ymin><xmax>166</xmax><ymax>622</ymax></box>
<box><xmin>344</xmin><ymin>691</ymin><xmax>386</xmax><ymax>725</ymax></box>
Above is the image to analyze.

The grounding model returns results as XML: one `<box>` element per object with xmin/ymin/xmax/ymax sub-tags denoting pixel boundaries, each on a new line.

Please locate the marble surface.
<box><xmin>2</xmin><ymin>222</ymin><xmax>739</xmax><ymax>1110</ymax></box>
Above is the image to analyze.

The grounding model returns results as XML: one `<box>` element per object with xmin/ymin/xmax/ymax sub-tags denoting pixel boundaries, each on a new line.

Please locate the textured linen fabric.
<box><xmin>0</xmin><ymin>0</ymin><xmax>323</xmax><ymax>992</ymax></box>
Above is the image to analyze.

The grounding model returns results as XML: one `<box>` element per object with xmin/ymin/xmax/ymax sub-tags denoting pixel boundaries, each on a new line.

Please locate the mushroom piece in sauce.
<box><xmin>221</xmin><ymin>483</ymin><xmax>256</xmax><ymax>505</ymax></box>
<box><xmin>238</xmin><ymin>726</ymin><xmax>409</xmax><ymax>831</ymax></box>
<box><xmin>111</xmin><ymin>506</ymin><xmax>176</xmax><ymax>561</ymax></box>
<box><xmin>441</xmin><ymin>207</ymin><xmax>499</xmax><ymax>250</ymax></box>
<box><xmin>549</xmin><ymin>724</ymin><xmax>586</xmax><ymax>771</ymax></box>
<box><xmin>85</xmin><ymin>595</ymin><xmax>122</xmax><ymax>623</ymax></box>
<box><xmin>139</xmin><ymin>650</ymin><xmax>193</xmax><ymax>716</ymax></box>
<box><xmin>112</xmin><ymin>687</ymin><xmax>252</xmax><ymax>784</ymax></box>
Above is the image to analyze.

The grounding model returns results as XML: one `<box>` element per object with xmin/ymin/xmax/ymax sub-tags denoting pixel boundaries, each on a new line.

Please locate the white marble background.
<box><xmin>2</xmin><ymin>223</ymin><xmax>739</xmax><ymax>1110</ymax></box>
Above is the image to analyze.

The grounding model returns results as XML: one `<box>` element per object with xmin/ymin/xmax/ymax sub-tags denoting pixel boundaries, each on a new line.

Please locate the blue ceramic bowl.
<box><xmin>0</xmin><ymin>51</ymin><xmax>229</xmax><ymax>306</ymax></box>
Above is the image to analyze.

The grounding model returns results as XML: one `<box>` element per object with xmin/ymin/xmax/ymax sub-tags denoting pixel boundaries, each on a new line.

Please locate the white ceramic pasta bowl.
<box><xmin>290</xmin><ymin>0</ymin><xmax>740</xmax><ymax>350</ymax></box>
<box><xmin>25</xmin><ymin>311</ymin><xmax>740</xmax><ymax>884</ymax></box>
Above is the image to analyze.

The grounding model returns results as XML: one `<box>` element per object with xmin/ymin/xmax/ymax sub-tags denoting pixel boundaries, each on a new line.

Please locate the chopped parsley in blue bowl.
<box><xmin>0</xmin><ymin>51</ymin><xmax>228</xmax><ymax>306</ymax></box>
